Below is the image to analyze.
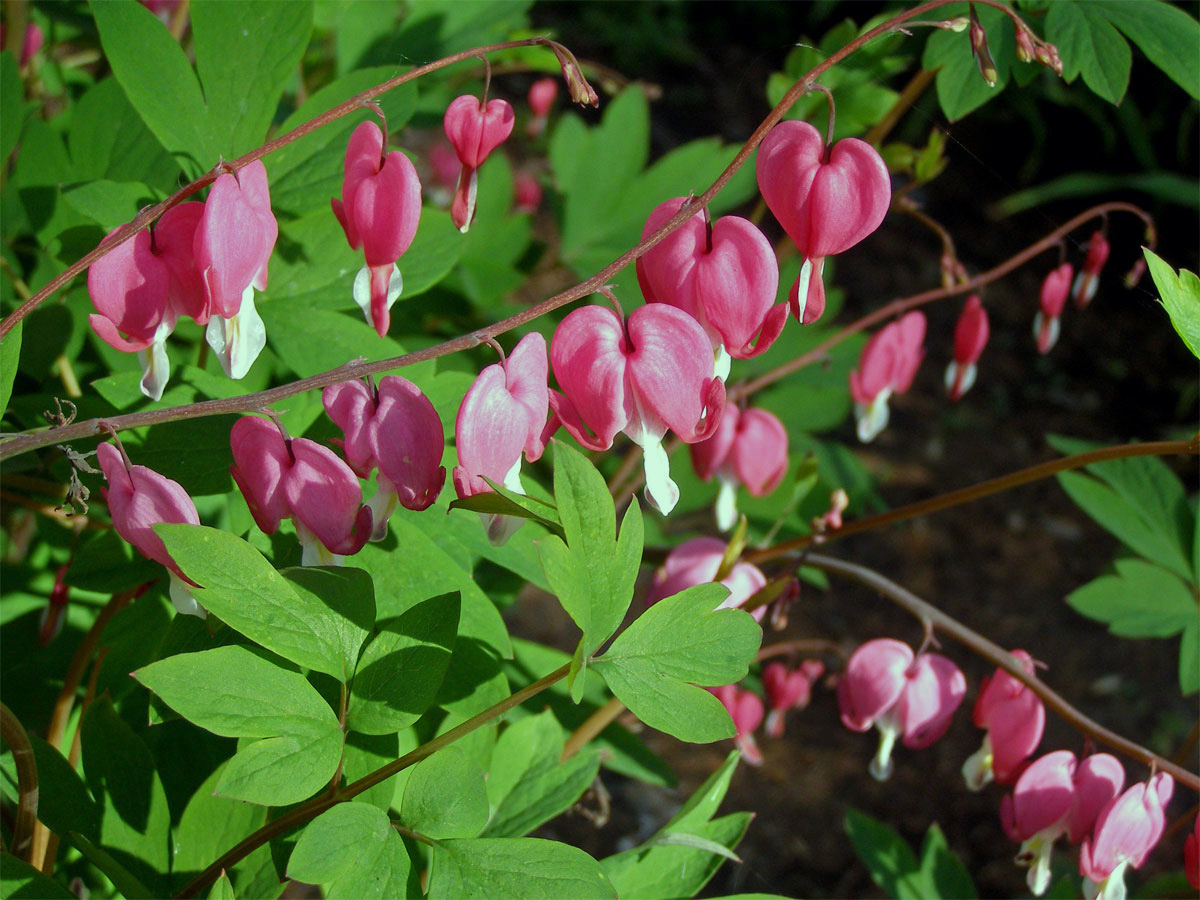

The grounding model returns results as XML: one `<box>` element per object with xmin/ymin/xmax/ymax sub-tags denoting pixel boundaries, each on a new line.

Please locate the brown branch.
<box><xmin>0</xmin><ymin>703</ymin><xmax>38</xmax><ymax>862</ymax></box>
<box><xmin>744</xmin><ymin>436</ymin><xmax>1200</xmax><ymax>566</ymax></box>
<box><xmin>805</xmin><ymin>552</ymin><xmax>1200</xmax><ymax>793</ymax></box>
<box><xmin>562</xmin><ymin>696</ymin><xmax>626</xmax><ymax>761</ymax></box>
<box><xmin>0</xmin><ymin>0</ymin><xmax>1032</xmax><ymax>462</ymax></box>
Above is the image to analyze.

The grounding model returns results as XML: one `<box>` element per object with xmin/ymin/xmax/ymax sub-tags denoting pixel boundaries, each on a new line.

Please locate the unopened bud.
<box><xmin>39</xmin><ymin>564</ymin><xmax>70</xmax><ymax>647</ymax></box>
<box><xmin>940</xmin><ymin>16</ymin><xmax>970</xmax><ymax>32</ymax></box>
<box><xmin>940</xmin><ymin>253</ymin><xmax>968</xmax><ymax>290</ymax></box>
<box><xmin>549</xmin><ymin>44</ymin><xmax>599</xmax><ymax>108</ymax></box>
<box><xmin>969</xmin><ymin>7</ymin><xmax>998</xmax><ymax>87</ymax></box>
<box><xmin>1123</xmin><ymin>258</ymin><xmax>1146</xmax><ymax>288</ymax></box>
<box><xmin>1016</xmin><ymin>28</ymin><xmax>1036</xmax><ymax>64</ymax></box>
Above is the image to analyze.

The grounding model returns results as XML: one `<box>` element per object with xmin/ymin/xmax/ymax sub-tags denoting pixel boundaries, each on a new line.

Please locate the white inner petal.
<box><xmin>713</xmin><ymin>344</ymin><xmax>731</xmax><ymax>382</ymax></box>
<box><xmin>137</xmin><ymin>323</ymin><xmax>174</xmax><ymax>401</ymax></box>
<box><xmin>367</xmin><ymin>476</ymin><xmax>400</xmax><ymax>542</ymax></box>
<box><xmin>168</xmin><ymin>571</ymin><xmax>206</xmax><ymax>619</ymax></box>
<box><xmin>855</xmin><ymin>387</ymin><xmax>892</xmax><ymax>443</ymax></box>
<box><xmin>206</xmin><ymin>286</ymin><xmax>266</xmax><ymax>379</ymax></box>
<box><xmin>353</xmin><ymin>263</ymin><xmax>404</xmax><ymax>328</ymax></box>
<box><xmin>793</xmin><ymin>257</ymin><xmax>814</xmax><ymax>321</ymax></box>
<box><xmin>640</xmin><ymin>435</ymin><xmax>680</xmax><ymax>515</ymax></box>
<box><xmin>714</xmin><ymin>477</ymin><xmax>738</xmax><ymax>532</ymax></box>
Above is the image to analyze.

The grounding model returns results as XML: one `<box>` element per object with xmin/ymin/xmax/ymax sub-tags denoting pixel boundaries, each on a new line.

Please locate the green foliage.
<box><xmin>134</xmin><ymin>645</ymin><xmax>343</xmax><ymax>804</ymax></box>
<box><xmin>157</xmin><ymin>524</ymin><xmax>374</xmax><ymax>680</ymax></box>
<box><xmin>483</xmin><ymin>711</ymin><xmax>602</xmax><ymax>838</ymax></box>
<box><xmin>601</xmin><ymin>751</ymin><xmax>751</xmax><ymax>899</ymax></box>
<box><xmin>923</xmin><ymin>4</ymin><xmax>1016</xmax><ymax>121</ymax></box>
<box><xmin>1143</xmin><ymin>248</ymin><xmax>1200</xmax><ymax>359</ymax></box>
<box><xmin>538</xmin><ymin>441</ymin><xmax>643</xmax><ymax>698</ymax></box>
<box><xmin>1051</xmin><ymin>435</ymin><xmax>1199</xmax><ymax>695</ymax></box>
<box><xmin>844</xmin><ymin>808</ymin><xmax>977</xmax><ymax>900</ymax></box>
<box><xmin>400</xmin><ymin>744</ymin><xmax>490</xmax><ymax>839</ymax></box>
<box><xmin>0</xmin><ymin>854</ymin><xmax>75</xmax><ymax>899</ymax></box>
<box><xmin>427</xmin><ymin>838</ymin><xmax>617</xmax><ymax>900</ymax></box>
<box><xmin>592</xmin><ymin>584</ymin><xmax>761</xmax><ymax>742</ymax></box>
<box><xmin>288</xmin><ymin>801</ymin><xmax>414</xmax><ymax>899</ymax></box>
<box><xmin>174</xmin><ymin>764</ymin><xmax>274</xmax><ymax>896</ymax></box>
<box><xmin>0</xmin><ymin>318</ymin><xmax>20</xmax><ymax>418</ymax></box>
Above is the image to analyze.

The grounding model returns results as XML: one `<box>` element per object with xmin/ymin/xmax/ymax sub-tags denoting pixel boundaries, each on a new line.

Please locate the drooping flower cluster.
<box><xmin>96</xmin><ymin>440</ymin><xmax>202</xmax><ymax>617</ymax></box>
<box><xmin>637</xmin><ymin>196</ymin><xmax>788</xmax><ymax>376</ymax></box>
<box><xmin>87</xmin><ymin>160</ymin><xmax>278</xmax><ymax>398</ymax></box>
<box><xmin>689</xmin><ymin>404</ymin><xmax>788</xmax><ymax>531</ymax></box>
<box><xmin>756</xmin><ymin>120</ymin><xmax>891</xmax><ymax>324</ymax></box>
<box><xmin>443</xmin><ymin>93</ymin><xmax>515</xmax><ymax>232</ymax></box>
<box><xmin>331</xmin><ymin>121</ymin><xmax>422</xmax><ymax>337</ymax></box>
<box><xmin>1033</xmin><ymin>230</ymin><xmax>1113</xmax><ymax>354</ymax></box>
<box><xmin>837</xmin><ymin>637</ymin><xmax>966</xmax><ymax>781</ymax></box>
<box><xmin>549</xmin><ymin>300</ymin><xmax>725</xmax><ymax>515</ymax></box>
<box><xmin>848</xmin><ymin>311</ymin><xmax>926</xmax><ymax>443</ymax></box>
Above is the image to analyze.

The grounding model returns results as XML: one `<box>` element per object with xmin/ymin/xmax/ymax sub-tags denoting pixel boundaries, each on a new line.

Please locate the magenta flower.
<box><xmin>636</xmin><ymin>197</ymin><xmax>788</xmax><ymax>373</ymax></box>
<box><xmin>963</xmin><ymin>650</ymin><xmax>1045</xmax><ymax>790</ymax></box>
<box><xmin>229</xmin><ymin>416</ymin><xmax>372</xmax><ymax>566</ymax></box>
<box><xmin>513</xmin><ymin>171</ymin><xmax>542</xmax><ymax>213</ymax></box>
<box><xmin>97</xmin><ymin>441</ymin><xmax>203</xmax><ymax>617</ymax></box>
<box><xmin>526</xmin><ymin>77</ymin><xmax>558</xmax><ymax>138</ymax></box>
<box><xmin>322</xmin><ymin>375</ymin><xmax>445</xmax><ymax>540</ymax></box>
<box><xmin>0</xmin><ymin>23</ymin><xmax>43</xmax><ymax>67</ymax></box>
<box><xmin>1034</xmin><ymin>263</ymin><xmax>1073</xmax><ymax>355</ymax></box>
<box><xmin>837</xmin><ymin>638</ymin><xmax>966</xmax><ymax>781</ymax></box>
<box><xmin>689</xmin><ymin>404</ymin><xmax>788</xmax><ymax>531</ymax></box>
<box><xmin>945</xmin><ymin>294</ymin><xmax>989</xmax><ymax>401</ymax></box>
<box><xmin>195</xmin><ymin>160</ymin><xmax>277</xmax><ymax>379</ymax></box>
<box><xmin>331</xmin><ymin>121</ymin><xmax>422</xmax><ymax>337</ymax></box>
<box><xmin>1073</xmin><ymin>231</ymin><xmax>1110</xmax><ymax>308</ymax></box>
<box><xmin>645</xmin><ymin>536</ymin><xmax>767</xmax><ymax>621</ymax></box>
<box><xmin>840</xmin><ymin>643</ymin><xmax>969</xmax><ymax>782</ymax></box>
<box><xmin>763</xmin><ymin>659</ymin><xmax>824</xmax><ymax>738</ymax></box>
<box><xmin>708</xmin><ymin>684</ymin><xmax>765</xmax><ymax>766</ymax></box>
<box><xmin>87</xmin><ymin>203</ymin><xmax>206</xmax><ymax>400</ymax></box>
<box><xmin>443</xmin><ymin>94</ymin><xmax>514</xmax><ymax>232</ymax></box>
<box><xmin>550</xmin><ymin>302</ymin><xmax>725</xmax><ymax>514</ymax></box>
<box><xmin>1185</xmin><ymin>815</ymin><xmax>1199</xmax><ymax>890</ymax></box>
<box><xmin>756</xmin><ymin>120</ymin><xmax>891</xmax><ymax>323</ymax></box>
<box><xmin>1080</xmin><ymin>773</ymin><xmax>1173</xmax><ymax>900</ymax></box>
<box><xmin>848</xmin><ymin>311</ymin><xmax>926</xmax><ymax>443</ymax></box>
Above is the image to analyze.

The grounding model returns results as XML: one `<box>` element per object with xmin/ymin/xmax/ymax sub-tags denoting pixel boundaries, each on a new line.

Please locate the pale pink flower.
<box><xmin>689</xmin><ymin>404</ymin><xmax>788</xmax><ymax>531</ymax></box>
<box><xmin>1034</xmin><ymin>263</ymin><xmax>1073</xmax><ymax>355</ymax></box>
<box><xmin>645</xmin><ymin>537</ymin><xmax>767</xmax><ymax>622</ymax></box>
<box><xmin>443</xmin><ymin>94</ymin><xmax>514</xmax><ymax>232</ymax></box>
<box><xmin>1080</xmin><ymin>773</ymin><xmax>1173</xmax><ymax>900</ymax></box>
<box><xmin>763</xmin><ymin>659</ymin><xmax>824</xmax><ymax>738</ymax></box>
<box><xmin>848</xmin><ymin>312</ymin><xmax>926</xmax><ymax>442</ymax></box>
<box><xmin>709</xmin><ymin>684</ymin><xmax>765</xmax><ymax>766</ymax></box>
<box><xmin>963</xmin><ymin>650</ymin><xmax>1045</xmax><ymax>791</ymax></box>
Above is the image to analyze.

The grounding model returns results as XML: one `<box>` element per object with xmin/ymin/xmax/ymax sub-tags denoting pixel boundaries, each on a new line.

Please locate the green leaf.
<box><xmin>1180</xmin><ymin>618</ymin><xmax>1199</xmax><ymax>695</ymax></box>
<box><xmin>174</xmin><ymin>764</ymin><xmax>270</xmax><ymax>896</ymax></box>
<box><xmin>156</xmin><ymin>525</ymin><xmax>367</xmax><ymax>679</ymax></box>
<box><xmin>123</xmin><ymin>414</ymin><xmax>238</xmax><ymax>497</ymax></box>
<box><xmin>1143</xmin><ymin>248</ymin><xmax>1200</xmax><ymax>359</ymax></box>
<box><xmin>65</xmin><ymin>832</ymin><xmax>155</xmax><ymax>900</ymax></box>
<box><xmin>208</xmin><ymin>872</ymin><xmax>235</xmax><ymax>900</ymax></box>
<box><xmin>844</xmin><ymin>808</ymin><xmax>976</xmax><ymax>900</ymax></box>
<box><xmin>15</xmin><ymin>736</ymin><xmax>101</xmax><ymax>842</ymax></box>
<box><xmin>483</xmin><ymin>711</ymin><xmax>602</xmax><ymax>838</ymax></box>
<box><xmin>666</xmin><ymin>749</ymin><xmax>740</xmax><ymax>831</ymax></box>
<box><xmin>68</xmin><ymin>78</ymin><xmax>179</xmax><ymax>189</ymax></box>
<box><xmin>1046</xmin><ymin>1</ymin><xmax>1131</xmax><ymax>104</ymax></box>
<box><xmin>449</xmin><ymin>483</ymin><xmax>564</xmax><ymax>538</ymax></box>
<box><xmin>0</xmin><ymin>51</ymin><xmax>23</xmax><ymax>164</ymax></box>
<box><xmin>428</xmin><ymin>838</ymin><xmax>616</xmax><ymax>900</ymax></box>
<box><xmin>592</xmin><ymin>584</ymin><xmax>761</xmax><ymax>742</ymax></box>
<box><xmin>1050</xmin><ymin>438</ymin><xmax>1193</xmax><ymax>582</ymax></box>
<box><xmin>538</xmin><ymin>442</ymin><xmax>643</xmax><ymax>694</ymax></box>
<box><xmin>1093</xmin><ymin>0</ymin><xmax>1200</xmax><ymax>100</ymax></box>
<box><xmin>62</xmin><ymin>180</ymin><xmax>163</xmax><ymax>232</ymax></box>
<box><xmin>288</xmin><ymin>801</ymin><xmax>413</xmax><ymax>900</ymax></box>
<box><xmin>0</xmin><ymin>853</ymin><xmax>75</xmax><ymax>899</ymax></box>
<box><xmin>1068</xmin><ymin>559</ymin><xmax>1196</xmax><ymax>638</ymax></box>
<box><xmin>134</xmin><ymin>646</ymin><xmax>342</xmax><ymax>804</ymax></box>
<box><xmin>80</xmin><ymin>698</ymin><xmax>171</xmax><ymax>896</ymax></box>
<box><xmin>90</xmin><ymin>0</ymin><xmax>212</xmax><ymax>175</ymax></box>
<box><xmin>917</xmin><ymin>823</ymin><xmax>977</xmax><ymax>900</ymax></box>
<box><xmin>357</xmin><ymin>520</ymin><xmax>511</xmax><ymax>657</ymax></box>
<box><xmin>347</xmin><ymin>592</ymin><xmax>459</xmax><ymax>735</ymax></box>
<box><xmin>191</xmin><ymin>0</ymin><xmax>313</xmax><ymax>159</ymax></box>
<box><xmin>1</xmin><ymin>318</ymin><xmax>22</xmax><ymax>418</ymax></box>
<box><xmin>401</xmin><ymin>745</ymin><xmax>490</xmax><ymax>839</ymax></box>
<box><xmin>922</xmin><ymin>4</ymin><xmax>1013</xmax><ymax>120</ymax></box>
<box><xmin>601</xmin><ymin>813</ymin><xmax>751</xmax><ymax>900</ymax></box>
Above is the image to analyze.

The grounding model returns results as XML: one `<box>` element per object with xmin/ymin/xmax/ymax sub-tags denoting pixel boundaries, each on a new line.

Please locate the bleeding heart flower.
<box><xmin>1001</xmin><ymin>750</ymin><xmax>1080</xmax><ymax>896</ymax></box>
<box><xmin>689</xmin><ymin>404</ymin><xmax>788</xmax><ymax>531</ymax></box>
<box><xmin>452</xmin><ymin>334</ymin><xmax>549</xmax><ymax>544</ymax></box>
<box><xmin>0</xmin><ymin>23</ymin><xmax>43</xmax><ymax>67</ymax></box>
<box><xmin>513</xmin><ymin>171</ymin><xmax>542</xmax><ymax>213</ymax></box>
<box><xmin>1034</xmin><ymin>263</ymin><xmax>1073</xmax><ymax>355</ymax></box>
<box><xmin>1080</xmin><ymin>773</ymin><xmax>1173</xmax><ymax>900</ymax></box>
<box><xmin>756</xmin><ymin>120</ymin><xmax>891</xmax><ymax>323</ymax></box>
<box><xmin>945</xmin><ymin>294</ymin><xmax>989</xmax><ymax>401</ymax></box>
<box><xmin>1185</xmin><ymin>815</ymin><xmax>1199</xmax><ymax>890</ymax></box>
<box><xmin>763</xmin><ymin>659</ymin><xmax>824</xmax><ymax>738</ymax></box>
<box><xmin>331</xmin><ymin>121</ymin><xmax>422</xmax><ymax>337</ymax></box>
<box><xmin>195</xmin><ymin>160</ymin><xmax>277</xmax><ymax>380</ymax></box>
<box><xmin>645</xmin><ymin>536</ymin><xmax>767</xmax><ymax>621</ymax></box>
<box><xmin>322</xmin><ymin>375</ymin><xmax>445</xmax><ymax>540</ymax></box>
<box><xmin>636</xmin><ymin>197</ymin><xmax>788</xmax><ymax>372</ymax></box>
<box><xmin>97</xmin><ymin>441</ymin><xmax>203</xmax><ymax>617</ymax></box>
<box><xmin>849</xmin><ymin>311</ymin><xmax>926</xmax><ymax>443</ymax></box>
<box><xmin>443</xmin><ymin>94</ymin><xmax>515</xmax><ymax>232</ymax></box>
<box><xmin>549</xmin><ymin>301</ymin><xmax>725</xmax><ymax>515</ymax></box>
<box><xmin>709</xmin><ymin>683</ymin><xmax>765</xmax><ymax>766</ymax></box>
<box><xmin>837</xmin><ymin>637</ymin><xmax>966</xmax><ymax>781</ymax></box>
<box><xmin>1073</xmin><ymin>231</ymin><xmax>1110</xmax><ymax>308</ymax></box>
<box><xmin>963</xmin><ymin>650</ymin><xmax>1045</xmax><ymax>791</ymax></box>
<box><xmin>229</xmin><ymin>416</ymin><xmax>372</xmax><ymax>567</ymax></box>
<box><xmin>526</xmin><ymin>77</ymin><xmax>558</xmax><ymax>138</ymax></box>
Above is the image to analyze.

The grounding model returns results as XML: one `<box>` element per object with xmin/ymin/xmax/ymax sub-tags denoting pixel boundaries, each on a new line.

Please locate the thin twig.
<box><xmin>562</xmin><ymin>696</ymin><xmax>626</xmax><ymax>761</ymax></box>
<box><xmin>0</xmin><ymin>703</ymin><xmax>38</xmax><ymax>862</ymax></box>
<box><xmin>805</xmin><ymin>552</ymin><xmax>1200</xmax><ymax>793</ymax></box>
